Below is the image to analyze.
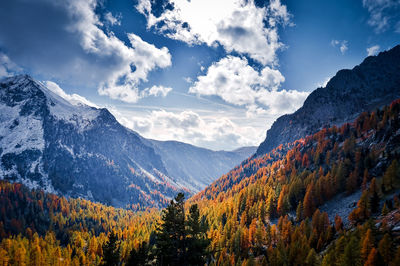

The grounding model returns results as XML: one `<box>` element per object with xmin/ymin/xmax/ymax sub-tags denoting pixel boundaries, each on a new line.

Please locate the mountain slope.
<box><xmin>256</xmin><ymin>44</ymin><xmax>400</xmax><ymax>156</ymax></box>
<box><xmin>1</xmin><ymin>99</ymin><xmax>400</xmax><ymax>265</ymax></box>
<box><xmin>146</xmin><ymin>139</ymin><xmax>256</xmax><ymax>191</ymax></box>
<box><xmin>0</xmin><ymin>75</ymin><xmax>182</xmax><ymax>208</ymax></box>
<box><xmin>186</xmin><ymin>99</ymin><xmax>400</xmax><ymax>264</ymax></box>
<box><xmin>0</xmin><ymin>75</ymin><xmax>253</xmax><ymax>208</ymax></box>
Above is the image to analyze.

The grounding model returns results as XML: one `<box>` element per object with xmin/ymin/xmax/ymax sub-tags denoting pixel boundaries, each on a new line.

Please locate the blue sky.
<box><xmin>0</xmin><ymin>0</ymin><xmax>399</xmax><ymax>150</ymax></box>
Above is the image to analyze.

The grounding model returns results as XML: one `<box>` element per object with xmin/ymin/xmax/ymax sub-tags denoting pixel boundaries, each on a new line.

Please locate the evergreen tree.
<box><xmin>305</xmin><ymin>248</ymin><xmax>319</xmax><ymax>266</ymax></box>
<box><xmin>296</xmin><ymin>202</ymin><xmax>303</xmax><ymax>222</ymax></box>
<box><xmin>102</xmin><ymin>231</ymin><xmax>120</xmax><ymax>266</ymax></box>
<box><xmin>186</xmin><ymin>204</ymin><xmax>210</xmax><ymax>265</ymax></box>
<box><xmin>369</xmin><ymin>178</ymin><xmax>380</xmax><ymax>214</ymax></box>
<box><xmin>382</xmin><ymin>203</ymin><xmax>389</xmax><ymax>216</ymax></box>
<box><xmin>155</xmin><ymin>193</ymin><xmax>186</xmax><ymax>265</ymax></box>
<box><xmin>383</xmin><ymin>160</ymin><xmax>400</xmax><ymax>192</ymax></box>
<box><xmin>378</xmin><ymin>233</ymin><xmax>392</xmax><ymax>265</ymax></box>
<box><xmin>127</xmin><ymin>241</ymin><xmax>149</xmax><ymax>266</ymax></box>
<box><xmin>342</xmin><ymin>235</ymin><xmax>361</xmax><ymax>266</ymax></box>
<box><xmin>361</xmin><ymin>229</ymin><xmax>374</xmax><ymax>262</ymax></box>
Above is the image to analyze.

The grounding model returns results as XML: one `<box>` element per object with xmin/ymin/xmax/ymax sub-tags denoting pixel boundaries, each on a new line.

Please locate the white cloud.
<box><xmin>141</xmin><ymin>85</ymin><xmax>172</xmax><ymax>97</ymax></box>
<box><xmin>44</xmin><ymin>81</ymin><xmax>99</xmax><ymax>108</ymax></box>
<box><xmin>362</xmin><ymin>0</ymin><xmax>400</xmax><ymax>33</ymax></box>
<box><xmin>97</xmin><ymin>33</ymin><xmax>172</xmax><ymax>103</ymax></box>
<box><xmin>366</xmin><ymin>45</ymin><xmax>380</xmax><ymax>56</ymax></box>
<box><xmin>315</xmin><ymin>77</ymin><xmax>331</xmax><ymax>88</ymax></box>
<box><xmin>183</xmin><ymin>77</ymin><xmax>192</xmax><ymax>83</ymax></box>
<box><xmin>0</xmin><ymin>0</ymin><xmax>171</xmax><ymax>103</ymax></box>
<box><xmin>189</xmin><ymin>56</ymin><xmax>308</xmax><ymax>115</ymax></box>
<box><xmin>111</xmin><ymin>108</ymin><xmax>262</xmax><ymax>150</ymax></box>
<box><xmin>0</xmin><ymin>52</ymin><xmax>21</xmax><ymax>78</ymax></box>
<box><xmin>104</xmin><ymin>12</ymin><xmax>121</xmax><ymax>26</ymax></box>
<box><xmin>331</xmin><ymin>40</ymin><xmax>348</xmax><ymax>54</ymax></box>
<box><xmin>137</xmin><ymin>0</ymin><xmax>292</xmax><ymax>65</ymax></box>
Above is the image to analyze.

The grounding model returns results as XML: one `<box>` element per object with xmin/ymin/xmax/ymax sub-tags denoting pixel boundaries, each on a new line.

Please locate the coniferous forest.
<box><xmin>0</xmin><ymin>99</ymin><xmax>400</xmax><ymax>265</ymax></box>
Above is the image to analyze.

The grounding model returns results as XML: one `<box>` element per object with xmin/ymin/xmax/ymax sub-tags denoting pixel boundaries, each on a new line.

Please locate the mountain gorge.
<box><xmin>257</xmin><ymin>45</ymin><xmax>400</xmax><ymax>156</ymax></box>
<box><xmin>0</xmin><ymin>75</ymin><xmax>254</xmax><ymax>208</ymax></box>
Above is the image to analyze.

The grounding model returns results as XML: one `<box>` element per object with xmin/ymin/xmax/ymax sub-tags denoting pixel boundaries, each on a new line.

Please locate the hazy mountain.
<box><xmin>0</xmin><ymin>75</ymin><xmax>253</xmax><ymax>208</ymax></box>
<box><xmin>145</xmin><ymin>139</ymin><xmax>256</xmax><ymax>192</ymax></box>
<box><xmin>256</xmin><ymin>45</ymin><xmax>400</xmax><ymax>156</ymax></box>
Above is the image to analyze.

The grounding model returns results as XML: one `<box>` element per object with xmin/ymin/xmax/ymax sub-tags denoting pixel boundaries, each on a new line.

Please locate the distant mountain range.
<box><xmin>256</xmin><ymin>45</ymin><xmax>400</xmax><ymax>156</ymax></box>
<box><xmin>0</xmin><ymin>75</ymin><xmax>254</xmax><ymax>208</ymax></box>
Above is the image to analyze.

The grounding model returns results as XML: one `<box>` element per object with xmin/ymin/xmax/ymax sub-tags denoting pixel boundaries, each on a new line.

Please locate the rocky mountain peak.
<box><xmin>256</xmin><ymin>44</ymin><xmax>400</xmax><ymax>156</ymax></box>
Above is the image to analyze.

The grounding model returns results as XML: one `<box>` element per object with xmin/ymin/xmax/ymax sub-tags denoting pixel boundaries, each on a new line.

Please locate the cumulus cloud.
<box><xmin>362</xmin><ymin>0</ymin><xmax>400</xmax><ymax>33</ymax></box>
<box><xmin>97</xmin><ymin>33</ymin><xmax>172</xmax><ymax>102</ymax></box>
<box><xmin>104</xmin><ymin>12</ymin><xmax>121</xmax><ymax>26</ymax></box>
<box><xmin>137</xmin><ymin>0</ymin><xmax>308</xmax><ymax>121</ymax></box>
<box><xmin>331</xmin><ymin>40</ymin><xmax>348</xmax><ymax>54</ymax></box>
<box><xmin>366</xmin><ymin>45</ymin><xmax>380</xmax><ymax>56</ymax></box>
<box><xmin>189</xmin><ymin>56</ymin><xmax>308</xmax><ymax>115</ymax></box>
<box><xmin>137</xmin><ymin>0</ymin><xmax>292</xmax><ymax>65</ymax></box>
<box><xmin>0</xmin><ymin>52</ymin><xmax>22</xmax><ymax>78</ymax></box>
<box><xmin>110</xmin><ymin>108</ymin><xmax>260</xmax><ymax>150</ymax></box>
<box><xmin>0</xmin><ymin>0</ymin><xmax>171</xmax><ymax>103</ymax></box>
<box><xmin>141</xmin><ymin>85</ymin><xmax>173</xmax><ymax>97</ymax></box>
<box><xmin>43</xmin><ymin>81</ymin><xmax>99</xmax><ymax>108</ymax></box>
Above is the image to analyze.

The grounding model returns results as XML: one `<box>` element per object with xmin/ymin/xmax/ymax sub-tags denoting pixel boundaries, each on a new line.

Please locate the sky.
<box><xmin>0</xmin><ymin>0</ymin><xmax>399</xmax><ymax>151</ymax></box>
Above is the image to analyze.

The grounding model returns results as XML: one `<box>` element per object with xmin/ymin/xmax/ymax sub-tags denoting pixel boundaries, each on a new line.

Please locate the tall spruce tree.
<box><xmin>186</xmin><ymin>204</ymin><xmax>210</xmax><ymax>265</ymax></box>
<box><xmin>127</xmin><ymin>241</ymin><xmax>149</xmax><ymax>266</ymax></box>
<box><xmin>155</xmin><ymin>193</ymin><xmax>186</xmax><ymax>265</ymax></box>
<box><xmin>154</xmin><ymin>193</ymin><xmax>210</xmax><ymax>265</ymax></box>
<box><xmin>102</xmin><ymin>231</ymin><xmax>120</xmax><ymax>266</ymax></box>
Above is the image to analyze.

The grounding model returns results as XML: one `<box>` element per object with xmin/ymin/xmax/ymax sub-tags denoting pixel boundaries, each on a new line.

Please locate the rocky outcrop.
<box><xmin>256</xmin><ymin>45</ymin><xmax>400</xmax><ymax>156</ymax></box>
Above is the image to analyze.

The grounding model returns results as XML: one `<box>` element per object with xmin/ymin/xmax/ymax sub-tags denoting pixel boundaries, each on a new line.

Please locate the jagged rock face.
<box><xmin>0</xmin><ymin>75</ymin><xmax>181</xmax><ymax>208</ymax></box>
<box><xmin>256</xmin><ymin>45</ymin><xmax>400</xmax><ymax>156</ymax></box>
<box><xmin>0</xmin><ymin>75</ymin><xmax>254</xmax><ymax>208</ymax></box>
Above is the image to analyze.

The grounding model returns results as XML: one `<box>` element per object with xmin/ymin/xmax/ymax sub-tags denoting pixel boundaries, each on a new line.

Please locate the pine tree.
<box><xmin>369</xmin><ymin>178</ymin><xmax>380</xmax><ymax>214</ymax></box>
<box><xmin>364</xmin><ymin>247</ymin><xmax>378</xmax><ymax>266</ymax></box>
<box><xmin>383</xmin><ymin>160</ymin><xmax>399</xmax><ymax>192</ymax></box>
<box><xmin>378</xmin><ymin>233</ymin><xmax>392</xmax><ymax>265</ymax></box>
<box><xmin>155</xmin><ymin>193</ymin><xmax>186</xmax><ymax>265</ymax></box>
<box><xmin>186</xmin><ymin>204</ymin><xmax>210</xmax><ymax>265</ymax></box>
<box><xmin>102</xmin><ymin>231</ymin><xmax>120</xmax><ymax>266</ymax></box>
<box><xmin>361</xmin><ymin>229</ymin><xmax>374</xmax><ymax>262</ymax></box>
<box><xmin>342</xmin><ymin>235</ymin><xmax>361</xmax><ymax>266</ymax></box>
<box><xmin>334</xmin><ymin>215</ymin><xmax>343</xmax><ymax>233</ymax></box>
<box><xmin>382</xmin><ymin>203</ymin><xmax>389</xmax><ymax>216</ymax></box>
<box><xmin>296</xmin><ymin>202</ymin><xmax>303</xmax><ymax>222</ymax></box>
<box><xmin>305</xmin><ymin>248</ymin><xmax>319</xmax><ymax>266</ymax></box>
<box><xmin>303</xmin><ymin>183</ymin><xmax>316</xmax><ymax>218</ymax></box>
<box><xmin>127</xmin><ymin>241</ymin><xmax>149</xmax><ymax>266</ymax></box>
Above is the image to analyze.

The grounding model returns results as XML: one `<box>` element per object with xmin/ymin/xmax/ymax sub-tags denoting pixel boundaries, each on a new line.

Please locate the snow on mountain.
<box><xmin>0</xmin><ymin>75</ymin><xmax>253</xmax><ymax>208</ymax></box>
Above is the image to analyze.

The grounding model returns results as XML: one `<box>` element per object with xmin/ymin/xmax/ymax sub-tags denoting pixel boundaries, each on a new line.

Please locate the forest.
<box><xmin>0</xmin><ymin>99</ymin><xmax>400</xmax><ymax>265</ymax></box>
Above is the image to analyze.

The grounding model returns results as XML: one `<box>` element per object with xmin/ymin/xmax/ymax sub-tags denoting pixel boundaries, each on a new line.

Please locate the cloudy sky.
<box><xmin>0</xmin><ymin>0</ymin><xmax>399</xmax><ymax>150</ymax></box>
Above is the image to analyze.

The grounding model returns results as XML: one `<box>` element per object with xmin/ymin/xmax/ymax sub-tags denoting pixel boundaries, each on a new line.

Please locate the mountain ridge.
<box><xmin>256</xmin><ymin>44</ymin><xmax>400</xmax><ymax>156</ymax></box>
<box><xmin>0</xmin><ymin>74</ymin><xmax>253</xmax><ymax>208</ymax></box>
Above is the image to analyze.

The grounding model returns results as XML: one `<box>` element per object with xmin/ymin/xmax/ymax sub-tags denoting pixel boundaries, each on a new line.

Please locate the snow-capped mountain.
<box><xmin>256</xmin><ymin>44</ymin><xmax>400</xmax><ymax>156</ymax></box>
<box><xmin>0</xmin><ymin>75</ymin><xmax>253</xmax><ymax>208</ymax></box>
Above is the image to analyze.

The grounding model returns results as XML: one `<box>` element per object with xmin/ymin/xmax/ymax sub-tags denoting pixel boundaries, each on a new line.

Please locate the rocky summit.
<box><xmin>256</xmin><ymin>45</ymin><xmax>400</xmax><ymax>156</ymax></box>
